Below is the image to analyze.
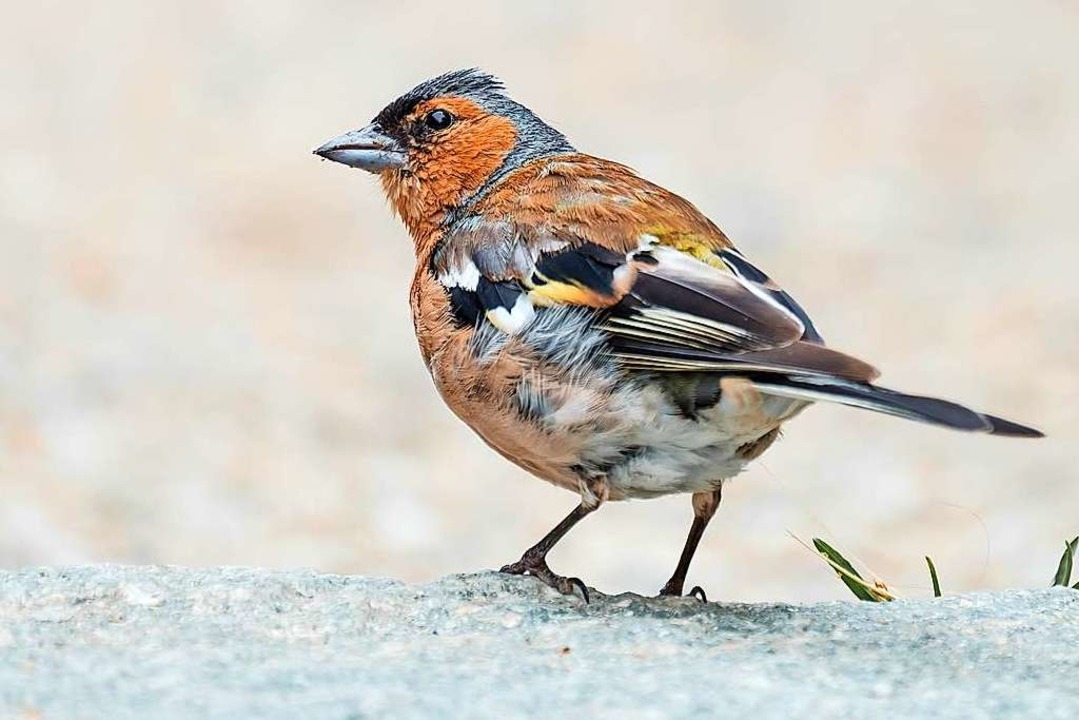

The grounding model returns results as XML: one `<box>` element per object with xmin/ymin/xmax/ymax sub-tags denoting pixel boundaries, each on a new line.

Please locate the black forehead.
<box><xmin>373</xmin><ymin>68</ymin><xmax>506</xmax><ymax>128</ymax></box>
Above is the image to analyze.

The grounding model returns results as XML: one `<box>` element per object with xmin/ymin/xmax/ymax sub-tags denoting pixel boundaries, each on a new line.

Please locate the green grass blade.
<box><xmin>1052</xmin><ymin>537</ymin><xmax>1078</xmax><ymax>587</ymax></box>
<box><xmin>812</xmin><ymin>538</ymin><xmax>879</xmax><ymax>602</ymax></box>
<box><xmin>925</xmin><ymin>556</ymin><xmax>942</xmax><ymax>597</ymax></box>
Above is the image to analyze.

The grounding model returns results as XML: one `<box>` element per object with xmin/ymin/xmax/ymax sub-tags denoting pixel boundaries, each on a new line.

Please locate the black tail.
<box><xmin>751</xmin><ymin>375</ymin><xmax>1043</xmax><ymax>438</ymax></box>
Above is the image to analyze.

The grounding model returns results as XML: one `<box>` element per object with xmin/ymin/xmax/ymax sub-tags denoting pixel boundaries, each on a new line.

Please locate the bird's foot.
<box><xmin>658</xmin><ymin>581</ymin><xmax>708</xmax><ymax>603</ymax></box>
<box><xmin>500</xmin><ymin>554</ymin><xmax>590</xmax><ymax>603</ymax></box>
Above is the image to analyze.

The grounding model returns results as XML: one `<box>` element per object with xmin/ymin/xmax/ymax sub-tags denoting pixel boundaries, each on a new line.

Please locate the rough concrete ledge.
<box><xmin>1</xmin><ymin>566</ymin><xmax>1076</xmax><ymax>720</ymax></box>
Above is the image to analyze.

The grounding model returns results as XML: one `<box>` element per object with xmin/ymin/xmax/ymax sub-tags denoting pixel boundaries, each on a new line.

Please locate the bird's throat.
<box><xmin>381</xmin><ymin>171</ymin><xmax>447</xmax><ymax>248</ymax></box>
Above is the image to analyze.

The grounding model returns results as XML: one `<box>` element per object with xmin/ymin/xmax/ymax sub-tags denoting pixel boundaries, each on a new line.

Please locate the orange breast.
<box><xmin>410</xmin><ymin>264</ymin><xmax>587</xmax><ymax>493</ymax></box>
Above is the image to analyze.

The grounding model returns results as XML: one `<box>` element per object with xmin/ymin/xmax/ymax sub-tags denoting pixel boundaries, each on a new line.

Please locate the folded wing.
<box><xmin>431</xmin><ymin>154</ymin><xmax>1040</xmax><ymax>437</ymax></box>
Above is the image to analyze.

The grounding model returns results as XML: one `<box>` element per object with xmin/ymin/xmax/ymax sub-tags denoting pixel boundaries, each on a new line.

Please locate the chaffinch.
<box><xmin>315</xmin><ymin>69</ymin><xmax>1041</xmax><ymax>602</ymax></box>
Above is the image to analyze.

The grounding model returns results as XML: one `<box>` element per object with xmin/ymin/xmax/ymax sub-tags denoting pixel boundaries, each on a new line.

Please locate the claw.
<box><xmin>500</xmin><ymin>560</ymin><xmax>526</xmax><ymax>575</ymax></box>
<box><xmin>657</xmin><ymin>581</ymin><xmax>708</xmax><ymax>602</ymax></box>
<box><xmin>566</xmin><ymin>576</ymin><xmax>590</xmax><ymax>604</ymax></box>
<box><xmin>500</xmin><ymin>556</ymin><xmax>589</xmax><ymax>602</ymax></box>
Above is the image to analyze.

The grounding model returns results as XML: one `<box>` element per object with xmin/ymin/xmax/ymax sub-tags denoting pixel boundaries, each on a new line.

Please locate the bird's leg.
<box><xmin>500</xmin><ymin>477</ymin><xmax>606</xmax><ymax>602</ymax></box>
<box><xmin>659</xmin><ymin>487</ymin><xmax>723</xmax><ymax>600</ymax></box>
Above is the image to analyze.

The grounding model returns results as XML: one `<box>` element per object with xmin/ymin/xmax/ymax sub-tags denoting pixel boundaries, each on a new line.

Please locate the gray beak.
<box><xmin>313</xmin><ymin>124</ymin><xmax>406</xmax><ymax>172</ymax></box>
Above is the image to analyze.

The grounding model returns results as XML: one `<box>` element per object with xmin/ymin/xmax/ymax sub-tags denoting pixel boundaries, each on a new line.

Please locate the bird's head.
<box><xmin>315</xmin><ymin>69</ymin><xmax>573</xmax><ymax>243</ymax></box>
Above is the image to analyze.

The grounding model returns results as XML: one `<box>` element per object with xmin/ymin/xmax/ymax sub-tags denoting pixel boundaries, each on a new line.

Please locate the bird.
<box><xmin>314</xmin><ymin>69</ymin><xmax>1042</xmax><ymax>602</ymax></box>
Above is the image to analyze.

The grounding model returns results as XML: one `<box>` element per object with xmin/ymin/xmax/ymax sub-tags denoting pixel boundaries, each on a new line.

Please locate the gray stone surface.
<box><xmin>1</xmin><ymin>566</ymin><xmax>1076</xmax><ymax>720</ymax></box>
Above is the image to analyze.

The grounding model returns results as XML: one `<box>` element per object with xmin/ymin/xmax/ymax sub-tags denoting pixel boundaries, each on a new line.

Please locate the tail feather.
<box><xmin>981</xmin><ymin>414</ymin><xmax>1044</xmax><ymax>438</ymax></box>
<box><xmin>751</xmin><ymin>375</ymin><xmax>1043</xmax><ymax>438</ymax></box>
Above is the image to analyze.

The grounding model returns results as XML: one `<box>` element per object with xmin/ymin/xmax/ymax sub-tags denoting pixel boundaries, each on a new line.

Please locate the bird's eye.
<box><xmin>424</xmin><ymin>109</ymin><xmax>454</xmax><ymax>130</ymax></box>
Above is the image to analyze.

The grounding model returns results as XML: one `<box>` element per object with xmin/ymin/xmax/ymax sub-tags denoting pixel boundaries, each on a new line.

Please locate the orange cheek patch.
<box><xmin>386</xmin><ymin>97</ymin><xmax>519</xmax><ymax>243</ymax></box>
<box><xmin>421</xmin><ymin>113</ymin><xmax>517</xmax><ymax>204</ymax></box>
<box><xmin>409</xmin><ymin>98</ymin><xmax>517</xmax><ymax>204</ymax></box>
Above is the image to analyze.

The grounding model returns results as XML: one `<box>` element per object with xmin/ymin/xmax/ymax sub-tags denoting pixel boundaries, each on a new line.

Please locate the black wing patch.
<box><xmin>446</xmin><ymin>275</ymin><xmax>528</xmax><ymax>329</ymax></box>
<box><xmin>532</xmin><ymin>243</ymin><xmax>625</xmax><ymax>293</ymax></box>
<box><xmin>476</xmin><ymin>276</ymin><xmax>523</xmax><ymax>313</ymax></box>
<box><xmin>448</xmin><ymin>286</ymin><xmax>484</xmax><ymax>327</ymax></box>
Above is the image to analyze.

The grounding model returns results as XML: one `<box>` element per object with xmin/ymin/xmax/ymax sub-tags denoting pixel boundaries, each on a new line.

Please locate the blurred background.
<box><xmin>1</xmin><ymin>0</ymin><xmax>1075</xmax><ymax>602</ymax></box>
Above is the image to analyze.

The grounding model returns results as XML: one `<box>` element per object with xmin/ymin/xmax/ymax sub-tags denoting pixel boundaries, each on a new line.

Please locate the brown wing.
<box><xmin>427</xmin><ymin>154</ymin><xmax>1048</xmax><ymax>436</ymax></box>
<box><xmin>433</xmin><ymin>153</ymin><xmax>878</xmax><ymax>382</ymax></box>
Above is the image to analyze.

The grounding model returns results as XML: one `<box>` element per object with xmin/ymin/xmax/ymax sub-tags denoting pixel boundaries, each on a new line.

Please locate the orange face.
<box><xmin>317</xmin><ymin>70</ymin><xmax>577</xmax><ymax>247</ymax></box>
<box><xmin>380</xmin><ymin>97</ymin><xmax>518</xmax><ymax>243</ymax></box>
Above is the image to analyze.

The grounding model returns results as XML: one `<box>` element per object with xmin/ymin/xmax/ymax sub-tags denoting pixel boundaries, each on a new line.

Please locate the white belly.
<box><xmin>579</xmin><ymin>378</ymin><xmax>808</xmax><ymax>500</ymax></box>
